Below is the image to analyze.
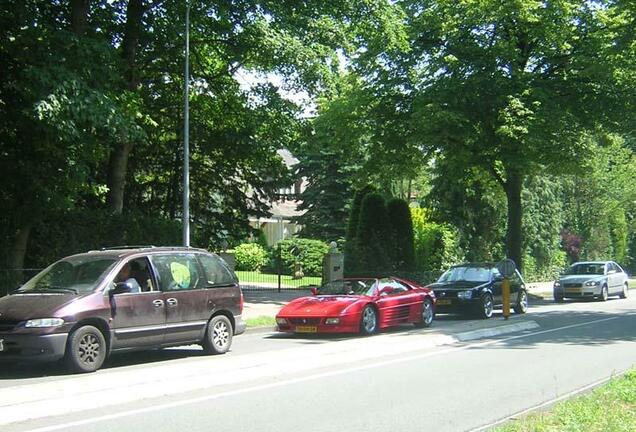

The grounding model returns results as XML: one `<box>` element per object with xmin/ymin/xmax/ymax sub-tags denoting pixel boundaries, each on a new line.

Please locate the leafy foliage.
<box><xmin>234</xmin><ymin>243</ymin><xmax>269</xmax><ymax>272</ymax></box>
<box><xmin>387</xmin><ymin>198</ymin><xmax>415</xmax><ymax>271</ymax></box>
<box><xmin>275</xmin><ymin>238</ymin><xmax>330</xmax><ymax>277</ymax></box>
<box><xmin>411</xmin><ymin>208</ymin><xmax>462</xmax><ymax>273</ymax></box>
<box><xmin>356</xmin><ymin>193</ymin><xmax>393</xmax><ymax>272</ymax></box>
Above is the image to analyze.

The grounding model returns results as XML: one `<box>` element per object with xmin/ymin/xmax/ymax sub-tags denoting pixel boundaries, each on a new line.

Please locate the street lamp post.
<box><xmin>182</xmin><ymin>0</ymin><xmax>190</xmax><ymax>247</ymax></box>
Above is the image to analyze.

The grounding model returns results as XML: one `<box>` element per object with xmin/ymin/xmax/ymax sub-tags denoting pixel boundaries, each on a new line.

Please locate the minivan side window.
<box><xmin>151</xmin><ymin>254</ymin><xmax>202</xmax><ymax>292</ymax></box>
<box><xmin>198</xmin><ymin>254</ymin><xmax>236</xmax><ymax>286</ymax></box>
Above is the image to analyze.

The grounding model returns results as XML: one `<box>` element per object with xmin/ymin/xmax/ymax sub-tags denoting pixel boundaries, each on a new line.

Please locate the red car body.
<box><xmin>276</xmin><ymin>277</ymin><xmax>436</xmax><ymax>335</ymax></box>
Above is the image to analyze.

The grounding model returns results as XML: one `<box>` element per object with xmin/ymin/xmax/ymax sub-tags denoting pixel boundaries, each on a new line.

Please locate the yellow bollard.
<box><xmin>502</xmin><ymin>278</ymin><xmax>510</xmax><ymax>320</ymax></box>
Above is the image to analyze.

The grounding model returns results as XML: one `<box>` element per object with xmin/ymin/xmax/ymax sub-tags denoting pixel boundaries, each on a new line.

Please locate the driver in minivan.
<box><xmin>115</xmin><ymin>262</ymin><xmax>142</xmax><ymax>293</ymax></box>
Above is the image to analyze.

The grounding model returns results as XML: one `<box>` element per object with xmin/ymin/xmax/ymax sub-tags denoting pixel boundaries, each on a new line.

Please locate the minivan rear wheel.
<box><xmin>65</xmin><ymin>325</ymin><xmax>107</xmax><ymax>373</ymax></box>
<box><xmin>202</xmin><ymin>315</ymin><xmax>233</xmax><ymax>355</ymax></box>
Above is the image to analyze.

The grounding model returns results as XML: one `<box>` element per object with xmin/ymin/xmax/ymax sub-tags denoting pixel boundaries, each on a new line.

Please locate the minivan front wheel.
<box><xmin>65</xmin><ymin>325</ymin><xmax>107</xmax><ymax>373</ymax></box>
<box><xmin>202</xmin><ymin>315</ymin><xmax>233</xmax><ymax>355</ymax></box>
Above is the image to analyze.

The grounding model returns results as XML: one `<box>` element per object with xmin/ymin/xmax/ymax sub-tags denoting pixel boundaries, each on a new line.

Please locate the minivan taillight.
<box><xmin>239</xmin><ymin>290</ymin><xmax>244</xmax><ymax>314</ymax></box>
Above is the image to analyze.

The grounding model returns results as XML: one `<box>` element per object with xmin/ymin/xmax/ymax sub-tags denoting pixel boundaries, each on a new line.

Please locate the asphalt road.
<box><xmin>1</xmin><ymin>295</ymin><xmax>635</xmax><ymax>432</ymax></box>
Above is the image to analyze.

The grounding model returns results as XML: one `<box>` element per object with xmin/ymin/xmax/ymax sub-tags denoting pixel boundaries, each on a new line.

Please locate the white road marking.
<box><xmin>10</xmin><ymin>316</ymin><xmax>621</xmax><ymax>432</ymax></box>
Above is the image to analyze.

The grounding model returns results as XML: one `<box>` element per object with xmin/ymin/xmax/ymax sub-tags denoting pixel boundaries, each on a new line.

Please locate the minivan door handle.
<box><xmin>166</xmin><ymin>298</ymin><xmax>178</xmax><ymax>307</ymax></box>
<box><xmin>152</xmin><ymin>299</ymin><xmax>164</xmax><ymax>307</ymax></box>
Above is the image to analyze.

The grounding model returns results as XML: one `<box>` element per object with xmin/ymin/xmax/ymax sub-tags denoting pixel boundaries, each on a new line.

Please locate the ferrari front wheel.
<box><xmin>360</xmin><ymin>305</ymin><xmax>378</xmax><ymax>335</ymax></box>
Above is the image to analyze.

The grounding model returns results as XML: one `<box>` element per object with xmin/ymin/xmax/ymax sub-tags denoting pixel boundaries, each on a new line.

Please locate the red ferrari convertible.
<box><xmin>276</xmin><ymin>277</ymin><xmax>436</xmax><ymax>335</ymax></box>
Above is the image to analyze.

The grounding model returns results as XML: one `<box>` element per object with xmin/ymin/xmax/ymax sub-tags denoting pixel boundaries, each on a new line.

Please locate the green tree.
<box><xmin>344</xmin><ymin>185</ymin><xmax>375</xmax><ymax>275</ymax></box>
<box><xmin>387</xmin><ymin>198</ymin><xmax>415</xmax><ymax>270</ymax></box>
<box><xmin>361</xmin><ymin>0</ymin><xmax>636</xmax><ymax>270</ymax></box>
<box><xmin>356</xmin><ymin>193</ymin><xmax>393</xmax><ymax>272</ymax></box>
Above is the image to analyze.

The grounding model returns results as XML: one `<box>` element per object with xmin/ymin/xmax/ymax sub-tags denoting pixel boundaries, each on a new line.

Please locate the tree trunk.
<box><xmin>106</xmin><ymin>141</ymin><xmax>134</xmax><ymax>213</ymax></box>
<box><xmin>70</xmin><ymin>0</ymin><xmax>90</xmax><ymax>36</ymax></box>
<box><xmin>105</xmin><ymin>0</ymin><xmax>144</xmax><ymax>214</ymax></box>
<box><xmin>504</xmin><ymin>167</ymin><xmax>524</xmax><ymax>272</ymax></box>
<box><xmin>9</xmin><ymin>222</ymin><xmax>32</xmax><ymax>270</ymax></box>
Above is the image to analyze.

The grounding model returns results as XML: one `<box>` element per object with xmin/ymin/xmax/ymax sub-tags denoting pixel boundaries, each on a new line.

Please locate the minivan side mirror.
<box><xmin>111</xmin><ymin>282</ymin><xmax>133</xmax><ymax>295</ymax></box>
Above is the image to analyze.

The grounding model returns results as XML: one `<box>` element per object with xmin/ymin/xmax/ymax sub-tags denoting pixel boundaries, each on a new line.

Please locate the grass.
<box><xmin>629</xmin><ymin>279</ymin><xmax>636</xmax><ymax>289</ymax></box>
<box><xmin>245</xmin><ymin>315</ymin><xmax>276</xmax><ymax>328</ymax></box>
<box><xmin>235</xmin><ymin>271</ymin><xmax>321</xmax><ymax>288</ymax></box>
<box><xmin>493</xmin><ymin>368</ymin><xmax>636</xmax><ymax>432</ymax></box>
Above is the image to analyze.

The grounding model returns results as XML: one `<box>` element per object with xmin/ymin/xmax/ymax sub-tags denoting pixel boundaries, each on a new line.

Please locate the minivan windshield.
<box><xmin>16</xmin><ymin>256</ymin><xmax>118</xmax><ymax>295</ymax></box>
<box><xmin>564</xmin><ymin>263</ymin><xmax>605</xmax><ymax>276</ymax></box>
<box><xmin>317</xmin><ymin>279</ymin><xmax>377</xmax><ymax>296</ymax></box>
<box><xmin>437</xmin><ymin>266</ymin><xmax>492</xmax><ymax>283</ymax></box>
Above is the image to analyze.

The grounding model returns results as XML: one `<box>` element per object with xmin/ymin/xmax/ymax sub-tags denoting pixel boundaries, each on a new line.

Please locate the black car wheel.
<box><xmin>598</xmin><ymin>284</ymin><xmax>608</xmax><ymax>302</ymax></box>
<box><xmin>414</xmin><ymin>298</ymin><xmax>434</xmax><ymax>328</ymax></box>
<box><xmin>202</xmin><ymin>315</ymin><xmax>233</xmax><ymax>355</ymax></box>
<box><xmin>513</xmin><ymin>290</ymin><xmax>529</xmax><ymax>314</ymax></box>
<box><xmin>360</xmin><ymin>305</ymin><xmax>378</xmax><ymax>335</ymax></box>
<box><xmin>65</xmin><ymin>325</ymin><xmax>107</xmax><ymax>373</ymax></box>
<box><xmin>620</xmin><ymin>283</ymin><xmax>628</xmax><ymax>299</ymax></box>
<box><xmin>477</xmin><ymin>293</ymin><xmax>494</xmax><ymax>319</ymax></box>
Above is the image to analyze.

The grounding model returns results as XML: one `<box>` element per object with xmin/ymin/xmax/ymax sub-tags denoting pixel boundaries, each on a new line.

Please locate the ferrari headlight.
<box><xmin>457</xmin><ymin>290</ymin><xmax>473</xmax><ymax>300</ymax></box>
<box><xmin>25</xmin><ymin>318</ymin><xmax>65</xmax><ymax>328</ymax></box>
<box><xmin>325</xmin><ymin>318</ymin><xmax>340</xmax><ymax>325</ymax></box>
<box><xmin>585</xmin><ymin>280</ymin><xmax>600</xmax><ymax>287</ymax></box>
<box><xmin>275</xmin><ymin>317</ymin><xmax>287</xmax><ymax>325</ymax></box>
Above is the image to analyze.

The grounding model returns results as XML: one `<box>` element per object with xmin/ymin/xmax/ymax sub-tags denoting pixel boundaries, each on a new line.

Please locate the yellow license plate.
<box><xmin>295</xmin><ymin>325</ymin><xmax>317</xmax><ymax>333</ymax></box>
<box><xmin>437</xmin><ymin>299</ymin><xmax>452</xmax><ymax>306</ymax></box>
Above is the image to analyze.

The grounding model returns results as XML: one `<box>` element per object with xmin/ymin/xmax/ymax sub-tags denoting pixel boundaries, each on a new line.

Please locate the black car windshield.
<box><xmin>437</xmin><ymin>266</ymin><xmax>492</xmax><ymax>283</ymax></box>
<box><xmin>17</xmin><ymin>256</ymin><xmax>118</xmax><ymax>294</ymax></box>
<box><xmin>317</xmin><ymin>279</ymin><xmax>377</xmax><ymax>296</ymax></box>
<box><xmin>564</xmin><ymin>263</ymin><xmax>605</xmax><ymax>276</ymax></box>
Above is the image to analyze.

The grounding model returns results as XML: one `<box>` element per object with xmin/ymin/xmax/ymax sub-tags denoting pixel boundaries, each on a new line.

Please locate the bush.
<box><xmin>276</xmin><ymin>238</ymin><xmax>330</xmax><ymax>277</ymax></box>
<box><xmin>411</xmin><ymin>207</ymin><xmax>462</xmax><ymax>273</ymax></box>
<box><xmin>234</xmin><ymin>243</ymin><xmax>269</xmax><ymax>271</ymax></box>
<box><xmin>356</xmin><ymin>193</ymin><xmax>393</xmax><ymax>272</ymax></box>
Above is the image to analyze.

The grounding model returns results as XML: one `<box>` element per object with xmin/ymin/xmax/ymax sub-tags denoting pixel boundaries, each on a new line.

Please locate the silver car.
<box><xmin>553</xmin><ymin>261</ymin><xmax>629</xmax><ymax>302</ymax></box>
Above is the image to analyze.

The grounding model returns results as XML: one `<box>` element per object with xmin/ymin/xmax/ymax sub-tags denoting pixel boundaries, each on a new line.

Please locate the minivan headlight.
<box><xmin>585</xmin><ymin>280</ymin><xmax>601</xmax><ymax>287</ymax></box>
<box><xmin>25</xmin><ymin>318</ymin><xmax>65</xmax><ymax>328</ymax></box>
<box><xmin>553</xmin><ymin>281</ymin><xmax>561</xmax><ymax>288</ymax></box>
<box><xmin>457</xmin><ymin>290</ymin><xmax>473</xmax><ymax>300</ymax></box>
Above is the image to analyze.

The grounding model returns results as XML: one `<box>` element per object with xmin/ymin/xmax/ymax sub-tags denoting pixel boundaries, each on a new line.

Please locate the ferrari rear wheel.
<box><xmin>414</xmin><ymin>298</ymin><xmax>434</xmax><ymax>328</ymax></box>
<box><xmin>360</xmin><ymin>305</ymin><xmax>378</xmax><ymax>335</ymax></box>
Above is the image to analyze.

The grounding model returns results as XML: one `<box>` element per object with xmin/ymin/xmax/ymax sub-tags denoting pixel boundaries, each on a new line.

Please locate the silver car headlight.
<box><xmin>457</xmin><ymin>290</ymin><xmax>473</xmax><ymax>300</ymax></box>
<box><xmin>585</xmin><ymin>280</ymin><xmax>601</xmax><ymax>287</ymax></box>
<box><xmin>25</xmin><ymin>318</ymin><xmax>65</xmax><ymax>328</ymax></box>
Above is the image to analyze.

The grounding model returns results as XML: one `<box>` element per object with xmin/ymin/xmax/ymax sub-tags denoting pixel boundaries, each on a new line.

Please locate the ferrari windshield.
<box><xmin>16</xmin><ymin>255</ymin><xmax>118</xmax><ymax>295</ymax></box>
<box><xmin>564</xmin><ymin>263</ymin><xmax>605</xmax><ymax>276</ymax></box>
<box><xmin>437</xmin><ymin>266</ymin><xmax>492</xmax><ymax>283</ymax></box>
<box><xmin>317</xmin><ymin>279</ymin><xmax>377</xmax><ymax>296</ymax></box>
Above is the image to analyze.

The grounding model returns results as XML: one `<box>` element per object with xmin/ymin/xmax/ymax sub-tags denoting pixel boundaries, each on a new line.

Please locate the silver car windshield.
<box><xmin>438</xmin><ymin>266</ymin><xmax>492</xmax><ymax>283</ymax></box>
<box><xmin>317</xmin><ymin>279</ymin><xmax>377</xmax><ymax>296</ymax></box>
<box><xmin>565</xmin><ymin>263</ymin><xmax>605</xmax><ymax>276</ymax></box>
<box><xmin>16</xmin><ymin>256</ymin><xmax>118</xmax><ymax>294</ymax></box>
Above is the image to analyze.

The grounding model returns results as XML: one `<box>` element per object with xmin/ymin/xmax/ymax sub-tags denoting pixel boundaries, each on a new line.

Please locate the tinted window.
<box><xmin>198</xmin><ymin>254</ymin><xmax>236</xmax><ymax>286</ymax></box>
<box><xmin>565</xmin><ymin>263</ymin><xmax>605</xmax><ymax>275</ymax></box>
<box><xmin>151</xmin><ymin>254</ymin><xmax>203</xmax><ymax>291</ymax></box>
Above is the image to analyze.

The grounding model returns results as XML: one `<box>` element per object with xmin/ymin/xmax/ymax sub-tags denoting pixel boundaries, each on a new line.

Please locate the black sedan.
<box><xmin>427</xmin><ymin>263</ymin><xmax>529</xmax><ymax>319</ymax></box>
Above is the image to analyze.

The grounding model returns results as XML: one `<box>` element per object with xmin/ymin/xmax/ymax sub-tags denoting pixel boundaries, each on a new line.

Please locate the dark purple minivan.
<box><xmin>0</xmin><ymin>247</ymin><xmax>245</xmax><ymax>372</ymax></box>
